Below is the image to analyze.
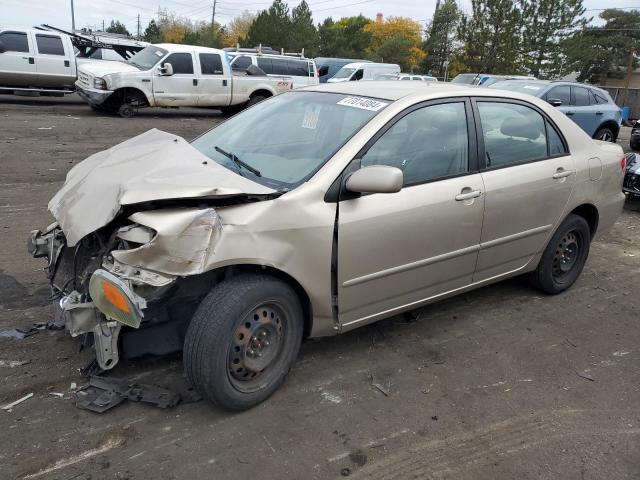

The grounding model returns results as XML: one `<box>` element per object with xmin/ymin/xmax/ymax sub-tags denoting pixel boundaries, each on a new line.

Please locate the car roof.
<box><xmin>154</xmin><ymin>43</ymin><xmax>224</xmax><ymax>54</ymax></box>
<box><xmin>301</xmin><ymin>81</ymin><xmax>476</xmax><ymax>100</ymax></box>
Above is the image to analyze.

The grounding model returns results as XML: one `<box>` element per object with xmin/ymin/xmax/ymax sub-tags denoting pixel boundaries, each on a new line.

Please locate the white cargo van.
<box><xmin>327</xmin><ymin>62</ymin><xmax>400</xmax><ymax>82</ymax></box>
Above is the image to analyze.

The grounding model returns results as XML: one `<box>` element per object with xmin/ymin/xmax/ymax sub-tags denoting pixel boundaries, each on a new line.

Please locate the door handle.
<box><xmin>193</xmin><ymin>79</ymin><xmax>198</xmax><ymax>86</ymax></box>
<box><xmin>595</xmin><ymin>111</ymin><xmax>603</xmax><ymax>115</ymax></box>
<box><xmin>565</xmin><ymin>111</ymin><xmax>574</xmax><ymax>116</ymax></box>
<box><xmin>222</xmin><ymin>79</ymin><xmax>228</xmax><ymax>87</ymax></box>
<box><xmin>552</xmin><ymin>168</ymin><xmax>574</xmax><ymax>179</ymax></box>
<box><xmin>64</xmin><ymin>60</ymin><xmax>70</xmax><ymax>67</ymax></box>
<box><xmin>455</xmin><ymin>189</ymin><xmax>482</xmax><ymax>201</ymax></box>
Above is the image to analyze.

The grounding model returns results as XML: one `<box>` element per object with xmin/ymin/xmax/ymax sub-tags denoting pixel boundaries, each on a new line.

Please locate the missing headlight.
<box><xmin>116</xmin><ymin>224</ymin><xmax>156</xmax><ymax>249</ymax></box>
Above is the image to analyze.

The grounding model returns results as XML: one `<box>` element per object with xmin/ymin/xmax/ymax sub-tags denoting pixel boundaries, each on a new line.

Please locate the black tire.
<box><xmin>247</xmin><ymin>94</ymin><xmax>268</xmax><ymax>107</ymax></box>
<box><xmin>531</xmin><ymin>214</ymin><xmax>591</xmax><ymax>294</ymax></box>
<box><xmin>594</xmin><ymin>126</ymin><xmax>615</xmax><ymax>142</ymax></box>
<box><xmin>220</xmin><ymin>104</ymin><xmax>244</xmax><ymax>116</ymax></box>
<box><xmin>184</xmin><ymin>274</ymin><xmax>304</xmax><ymax>410</ymax></box>
<box><xmin>117</xmin><ymin>103</ymin><xmax>135</xmax><ymax>118</ymax></box>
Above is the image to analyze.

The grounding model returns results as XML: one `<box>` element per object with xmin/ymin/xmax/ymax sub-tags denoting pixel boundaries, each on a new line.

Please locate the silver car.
<box><xmin>29</xmin><ymin>82</ymin><xmax>626</xmax><ymax>410</ymax></box>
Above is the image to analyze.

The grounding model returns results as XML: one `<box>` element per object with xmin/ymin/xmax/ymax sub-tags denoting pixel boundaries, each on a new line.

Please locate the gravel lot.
<box><xmin>0</xmin><ymin>94</ymin><xmax>639</xmax><ymax>480</ymax></box>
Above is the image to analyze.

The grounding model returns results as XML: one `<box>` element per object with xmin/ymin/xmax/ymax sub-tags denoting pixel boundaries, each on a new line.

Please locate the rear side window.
<box><xmin>35</xmin><ymin>35</ymin><xmax>65</xmax><ymax>55</ymax></box>
<box><xmin>231</xmin><ymin>55</ymin><xmax>252</xmax><ymax>71</ymax></box>
<box><xmin>477</xmin><ymin>102</ymin><xmax>548</xmax><ymax>168</ymax></box>
<box><xmin>573</xmin><ymin>87</ymin><xmax>590</xmax><ymax>106</ymax></box>
<box><xmin>257</xmin><ymin>58</ymin><xmax>273</xmax><ymax>74</ymax></box>
<box><xmin>592</xmin><ymin>91</ymin><xmax>609</xmax><ymax>105</ymax></box>
<box><xmin>546</xmin><ymin>122</ymin><xmax>567</xmax><ymax>155</ymax></box>
<box><xmin>0</xmin><ymin>32</ymin><xmax>29</xmax><ymax>52</ymax></box>
<box><xmin>270</xmin><ymin>58</ymin><xmax>290</xmax><ymax>75</ymax></box>
<box><xmin>164</xmin><ymin>53</ymin><xmax>193</xmax><ymax>74</ymax></box>
<box><xmin>546</xmin><ymin>86</ymin><xmax>571</xmax><ymax>106</ymax></box>
<box><xmin>199</xmin><ymin>53</ymin><xmax>223</xmax><ymax>75</ymax></box>
<box><xmin>287</xmin><ymin>59</ymin><xmax>309</xmax><ymax>77</ymax></box>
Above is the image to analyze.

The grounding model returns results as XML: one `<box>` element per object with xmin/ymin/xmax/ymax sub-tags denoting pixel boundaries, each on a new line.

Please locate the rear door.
<box><xmin>153</xmin><ymin>52</ymin><xmax>198</xmax><ymax>106</ymax></box>
<box><xmin>472</xmin><ymin>98</ymin><xmax>575</xmax><ymax>281</ymax></box>
<box><xmin>0</xmin><ymin>30</ymin><xmax>36</xmax><ymax>87</ymax></box>
<box><xmin>33</xmin><ymin>33</ymin><xmax>74</xmax><ymax>88</ymax></box>
<box><xmin>570</xmin><ymin>86</ymin><xmax>599</xmax><ymax>137</ymax></box>
<box><xmin>195</xmin><ymin>52</ymin><xmax>230</xmax><ymax>106</ymax></box>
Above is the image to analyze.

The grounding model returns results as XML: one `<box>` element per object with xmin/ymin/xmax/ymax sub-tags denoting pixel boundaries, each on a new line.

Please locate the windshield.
<box><xmin>127</xmin><ymin>46</ymin><xmax>168</xmax><ymax>70</ymax></box>
<box><xmin>332</xmin><ymin>67</ymin><xmax>356</xmax><ymax>79</ymax></box>
<box><xmin>451</xmin><ymin>74</ymin><xmax>478</xmax><ymax>84</ymax></box>
<box><xmin>488</xmin><ymin>81</ymin><xmax>548</xmax><ymax>94</ymax></box>
<box><xmin>191</xmin><ymin>91</ymin><xmax>389</xmax><ymax>189</ymax></box>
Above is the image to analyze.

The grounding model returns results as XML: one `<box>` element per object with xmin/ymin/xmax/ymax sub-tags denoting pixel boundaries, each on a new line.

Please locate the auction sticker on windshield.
<box><xmin>337</xmin><ymin>96</ymin><xmax>388</xmax><ymax>111</ymax></box>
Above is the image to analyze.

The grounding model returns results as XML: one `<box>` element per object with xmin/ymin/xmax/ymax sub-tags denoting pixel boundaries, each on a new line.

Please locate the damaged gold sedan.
<box><xmin>29</xmin><ymin>82</ymin><xmax>625</xmax><ymax>410</ymax></box>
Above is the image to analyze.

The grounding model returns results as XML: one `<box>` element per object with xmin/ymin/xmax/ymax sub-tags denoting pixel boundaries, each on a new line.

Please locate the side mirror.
<box><xmin>547</xmin><ymin>98</ymin><xmax>562</xmax><ymax>107</ymax></box>
<box><xmin>345</xmin><ymin>165</ymin><xmax>403</xmax><ymax>194</ymax></box>
<box><xmin>159</xmin><ymin>62</ymin><xmax>174</xmax><ymax>76</ymax></box>
<box><xmin>0</xmin><ymin>40</ymin><xmax>6</xmax><ymax>53</ymax></box>
<box><xmin>317</xmin><ymin>65</ymin><xmax>329</xmax><ymax>77</ymax></box>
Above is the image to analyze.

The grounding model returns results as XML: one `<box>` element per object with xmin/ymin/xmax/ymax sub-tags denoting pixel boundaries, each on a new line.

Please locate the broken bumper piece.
<box><xmin>75</xmin><ymin>83</ymin><xmax>114</xmax><ymax>106</ymax></box>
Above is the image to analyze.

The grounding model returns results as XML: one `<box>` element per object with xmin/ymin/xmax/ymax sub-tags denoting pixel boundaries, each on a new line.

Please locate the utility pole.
<box><xmin>137</xmin><ymin>14</ymin><xmax>141</xmax><ymax>39</ymax></box>
<box><xmin>70</xmin><ymin>0</ymin><xmax>76</xmax><ymax>32</ymax></box>
<box><xmin>102</xmin><ymin>20</ymin><xmax>105</xmax><ymax>31</ymax></box>
<box><xmin>211</xmin><ymin>0</ymin><xmax>217</xmax><ymax>45</ymax></box>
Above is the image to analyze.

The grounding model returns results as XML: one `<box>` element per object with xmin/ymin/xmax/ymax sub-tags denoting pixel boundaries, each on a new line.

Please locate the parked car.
<box><xmin>451</xmin><ymin>73</ymin><xmax>479</xmax><ymax>84</ymax></box>
<box><xmin>74</xmin><ymin>43</ymin><xmax>293</xmax><ymax>117</ymax></box>
<box><xmin>328</xmin><ymin>62</ymin><xmax>401</xmax><ymax>82</ymax></box>
<box><xmin>0</xmin><ymin>25</ymin><xmax>146</xmax><ymax>96</ymax></box>
<box><xmin>29</xmin><ymin>82</ymin><xmax>625</xmax><ymax>410</ymax></box>
<box><xmin>624</xmin><ymin>152</ymin><xmax>640</xmax><ymax>198</ymax></box>
<box><xmin>398</xmin><ymin>74</ymin><xmax>438</xmax><ymax>82</ymax></box>
<box><xmin>631</xmin><ymin>121</ymin><xmax>640</xmax><ymax>151</ymax></box>
<box><xmin>451</xmin><ymin>73</ymin><xmax>536</xmax><ymax>86</ymax></box>
<box><xmin>489</xmin><ymin>80</ymin><xmax>622</xmax><ymax>142</ymax></box>
<box><xmin>227</xmin><ymin>50</ymin><xmax>317</xmax><ymax>89</ymax></box>
<box><xmin>315</xmin><ymin>57</ymin><xmax>370</xmax><ymax>83</ymax></box>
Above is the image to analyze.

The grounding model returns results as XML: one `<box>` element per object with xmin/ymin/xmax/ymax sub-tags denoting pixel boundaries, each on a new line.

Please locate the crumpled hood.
<box><xmin>49</xmin><ymin>129</ymin><xmax>275</xmax><ymax>246</ymax></box>
<box><xmin>78</xmin><ymin>60</ymin><xmax>140</xmax><ymax>77</ymax></box>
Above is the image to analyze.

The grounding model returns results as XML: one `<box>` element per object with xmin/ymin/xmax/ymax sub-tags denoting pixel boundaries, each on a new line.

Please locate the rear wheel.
<box><xmin>247</xmin><ymin>94</ymin><xmax>268</xmax><ymax>107</ymax></box>
<box><xmin>531</xmin><ymin>214</ymin><xmax>591</xmax><ymax>294</ymax></box>
<box><xmin>184</xmin><ymin>274</ymin><xmax>303</xmax><ymax>410</ymax></box>
<box><xmin>594</xmin><ymin>126</ymin><xmax>615</xmax><ymax>142</ymax></box>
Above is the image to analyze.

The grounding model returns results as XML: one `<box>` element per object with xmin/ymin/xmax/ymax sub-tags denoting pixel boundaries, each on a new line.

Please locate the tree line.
<box><xmin>99</xmin><ymin>0</ymin><xmax>640</xmax><ymax>83</ymax></box>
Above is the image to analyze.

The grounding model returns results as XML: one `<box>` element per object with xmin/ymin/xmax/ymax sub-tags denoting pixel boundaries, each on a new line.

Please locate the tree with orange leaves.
<box><xmin>364</xmin><ymin>16</ymin><xmax>426</xmax><ymax>72</ymax></box>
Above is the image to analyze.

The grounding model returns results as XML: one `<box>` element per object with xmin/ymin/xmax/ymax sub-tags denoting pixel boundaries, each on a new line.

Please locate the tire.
<box><xmin>631</xmin><ymin>139</ymin><xmax>640</xmax><ymax>152</ymax></box>
<box><xmin>594</xmin><ymin>126</ymin><xmax>615</xmax><ymax>142</ymax></box>
<box><xmin>531</xmin><ymin>214</ymin><xmax>591</xmax><ymax>294</ymax></box>
<box><xmin>184</xmin><ymin>274</ymin><xmax>304</xmax><ymax>410</ymax></box>
<box><xmin>117</xmin><ymin>103</ymin><xmax>135</xmax><ymax>118</ymax></box>
<box><xmin>220</xmin><ymin>104</ymin><xmax>244</xmax><ymax>116</ymax></box>
<box><xmin>247</xmin><ymin>94</ymin><xmax>268</xmax><ymax>107</ymax></box>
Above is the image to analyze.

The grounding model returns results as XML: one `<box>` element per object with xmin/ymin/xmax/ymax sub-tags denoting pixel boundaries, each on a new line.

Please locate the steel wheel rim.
<box><xmin>552</xmin><ymin>231</ymin><xmax>581</xmax><ymax>280</ymax></box>
<box><xmin>598</xmin><ymin>131</ymin><xmax>613</xmax><ymax>142</ymax></box>
<box><xmin>227</xmin><ymin>302</ymin><xmax>286</xmax><ymax>393</ymax></box>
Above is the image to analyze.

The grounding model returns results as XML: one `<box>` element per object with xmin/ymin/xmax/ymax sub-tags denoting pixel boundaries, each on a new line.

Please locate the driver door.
<box><xmin>153</xmin><ymin>52</ymin><xmax>198</xmax><ymax>106</ymax></box>
<box><xmin>337</xmin><ymin>99</ymin><xmax>485</xmax><ymax>328</ymax></box>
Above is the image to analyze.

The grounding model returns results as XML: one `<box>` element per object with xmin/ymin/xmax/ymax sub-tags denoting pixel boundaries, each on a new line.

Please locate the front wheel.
<box><xmin>594</xmin><ymin>127</ymin><xmax>615</xmax><ymax>142</ymax></box>
<box><xmin>531</xmin><ymin>214</ymin><xmax>591</xmax><ymax>294</ymax></box>
<box><xmin>184</xmin><ymin>274</ymin><xmax>304</xmax><ymax>410</ymax></box>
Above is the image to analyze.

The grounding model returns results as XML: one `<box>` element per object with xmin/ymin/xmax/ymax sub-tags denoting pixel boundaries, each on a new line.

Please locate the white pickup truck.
<box><xmin>0</xmin><ymin>26</ymin><xmax>146</xmax><ymax>96</ymax></box>
<box><xmin>75</xmin><ymin>43</ymin><xmax>293</xmax><ymax>117</ymax></box>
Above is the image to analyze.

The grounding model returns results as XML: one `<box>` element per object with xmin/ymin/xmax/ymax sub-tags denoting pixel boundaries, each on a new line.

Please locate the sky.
<box><xmin>2</xmin><ymin>0</ymin><xmax>638</xmax><ymax>35</ymax></box>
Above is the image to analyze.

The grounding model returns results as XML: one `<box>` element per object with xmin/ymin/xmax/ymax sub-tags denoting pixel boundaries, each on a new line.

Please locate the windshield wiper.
<box><xmin>214</xmin><ymin>146</ymin><xmax>261</xmax><ymax>177</ymax></box>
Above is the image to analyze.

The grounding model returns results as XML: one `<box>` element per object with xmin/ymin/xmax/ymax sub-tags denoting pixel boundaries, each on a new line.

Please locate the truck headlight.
<box><xmin>89</xmin><ymin>269</ymin><xmax>143</xmax><ymax>328</ymax></box>
<box><xmin>93</xmin><ymin>77</ymin><xmax>107</xmax><ymax>90</ymax></box>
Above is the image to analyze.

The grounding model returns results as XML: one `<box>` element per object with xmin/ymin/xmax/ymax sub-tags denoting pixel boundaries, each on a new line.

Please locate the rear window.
<box><xmin>36</xmin><ymin>35</ymin><xmax>65</xmax><ymax>55</ymax></box>
<box><xmin>0</xmin><ymin>31</ymin><xmax>29</xmax><ymax>52</ymax></box>
<box><xmin>199</xmin><ymin>53</ymin><xmax>223</xmax><ymax>75</ymax></box>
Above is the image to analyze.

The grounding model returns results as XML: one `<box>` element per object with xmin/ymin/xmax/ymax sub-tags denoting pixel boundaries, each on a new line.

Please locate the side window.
<box><xmin>400</xmin><ymin>76</ymin><xmax>411</xmax><ymax>81</ymax></box>
<box><xmin>546</xmin><ymin>85</ymin><xmax>571</xmax><ymax>106</ymax></box>
<box><xmin>270</xmin><ymin>58</ymin><xmax>290</xmax><ymax>75</ymax></box>
<box><xmin>0</xmin><ymin>32</ymin><xmax>29</xmax><ymax>52</ymax></box>
<box><xmin>231</xmin><ymin>55</ymin><xmax>252</xmax><ymax>71</ymax></box>
<box><xmin>573</xmin><ymin>87</ymin><xmax>590</xmax><ymax>107</ymax></box>
<box><xmin>477</xmin><ymin>102</ymin><xmax>548</xmax><ymax>168</ymax></box>
<box><xmin>199</xmin><ymin>53</ymin><xmax>223</xmax><ymax>75</ymax></box>
<box><xmin>593</xmin><ymin>91</ymin><xmax>609</xmax><ymax>105</ymax></box>
<box><xmin>35</xmin><ymin>35</ymin><xmax>65</xmax><ymax>55</ymax></box>
<box><xmin>287</xmin><ymin>59</ymin><xmax>309</xmax><ymax>77</ymax></box>
<box><xmin>257</xmin><ymin>58</ymin><xmax>273</xmax><ymax>74</ymax></box>
<box><xmin>164</xmin><ymin>53</ymin><xmax>193</xmax><ymax>74</ymax></box>
<box><xmin>360</xmin><ymin>102</ymin><xmax>469</xmax><ymax>185</ymax></box>
<box><xmin>546</xmin><ymin>121</ymin><xmax>567</xmax><ymax>156</ymax></box>
<box><xmin>352</xmin><ymin>69</ymin><xmax>364</xmax><ymax>81</ymax></box>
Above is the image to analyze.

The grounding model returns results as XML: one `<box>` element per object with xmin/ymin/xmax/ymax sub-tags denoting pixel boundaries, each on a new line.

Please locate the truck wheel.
<box><xmin>220</xmin><ymin>104</ymin><xmax>244</xmax><ymax>116</ymax></box>
<box><xmin>247</xmin><ymin>94</ymin><xmax>268</xmax><ymax>107</ymax></box>
<box><xmin>184</xmin><ymin>274</ymin><xmax>304</xmax><ymax>410</ymax></box>
<box><xmin>594</xmin><ymin>127</ymin><xmax>614</xmax><ymax>142</ymax></box>
<box><xmin>117</xmin><ymin>103</ymin><xmax>136</xmax><ymax>118</ymax></box>
<box><xmin>530</xmin><ymin>214</ymin><xmax>591</xmax><ymax>294</ymax></box>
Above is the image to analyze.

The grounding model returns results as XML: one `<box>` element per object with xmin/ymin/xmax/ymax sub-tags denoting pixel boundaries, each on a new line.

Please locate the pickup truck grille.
<box><xmin>77</xmin><ymin>71</ymin><xmax>92</xmax><ymax>89</ymax></box>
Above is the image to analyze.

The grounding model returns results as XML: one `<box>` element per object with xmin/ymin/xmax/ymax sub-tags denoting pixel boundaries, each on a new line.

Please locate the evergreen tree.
<box><xmin>291</xmin><ymin>1</ymin><xmax>319</xmax><ymax>56</ymax></box>
<box><xmin>518</xmin><ymin>0</ymin><xmax>589</xmax><ymax>78</ymax></box>
<box><xmin>457</xmin><ymin>0</ymin><xmax>521</xmax><ymax>74</ymax></box>
<box><xmin>106</xmin><ymin>20</ymin><xmax>130</xmax><ymax>36</ymax></box>
<box><xmin>318</xmin><ymin>15</ymin><xmax>371</xmax><ymax>58</ymax></box>
<box><xmin>143</xmin><ymin>20</ymin><xmax>162</xmax><ymax>43</ymax></box>
<box><xmin>245</xmin><ymin>0</ymin><xmax>292</xmax><ymax>51</ymax></box>
<box><xmin>422</xmin><ymin>0</ymin><xmax>460</xmax><ymax>77</ymax></box>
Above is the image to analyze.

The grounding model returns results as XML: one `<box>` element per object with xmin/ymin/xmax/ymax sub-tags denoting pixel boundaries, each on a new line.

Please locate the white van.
<box><xmin>327</xmin><ymin>62</ymin><xmax>400</xmax><ymax>82</ymax></box>
<box><xmin>227</xmin><ymin>51</ymin><xmax>318</xmax><ymax>89</ymax></box>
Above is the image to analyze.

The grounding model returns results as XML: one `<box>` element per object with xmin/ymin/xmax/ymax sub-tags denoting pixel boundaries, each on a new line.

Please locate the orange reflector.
<box><xmin>101</xmin><ymin>281</ymin><xmax>131</xmax><ymax>313</ymax></box>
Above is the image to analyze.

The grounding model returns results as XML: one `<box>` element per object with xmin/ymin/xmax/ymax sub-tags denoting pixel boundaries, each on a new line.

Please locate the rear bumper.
<box><xmin>75</xmin><ymin>82</ymin><xmax>114</xmax><ymax>106</ymax></box>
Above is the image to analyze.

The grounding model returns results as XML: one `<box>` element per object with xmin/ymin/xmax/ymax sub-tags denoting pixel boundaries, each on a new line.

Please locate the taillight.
<box><xmin>621</xmin><ymin>156</ymin><xmax>626</xmax><ymax>171</ymax></box>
